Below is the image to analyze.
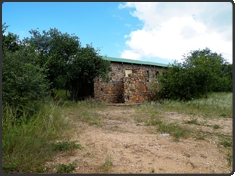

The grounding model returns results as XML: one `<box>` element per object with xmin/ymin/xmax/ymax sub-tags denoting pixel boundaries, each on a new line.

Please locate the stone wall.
<box><xmin>123</xmin><ymin>68</ymin><xmax>149</xmax><ymax>103</ymax></box>
<box><xmin>94</xmin><ymin>80</ymin><xmax>124</xmax><ymax>103</ymax></box>
<box><xmin>94</xmin><ymin>62</ymin><xmax>162</xmax><ymax>103</ymax></box>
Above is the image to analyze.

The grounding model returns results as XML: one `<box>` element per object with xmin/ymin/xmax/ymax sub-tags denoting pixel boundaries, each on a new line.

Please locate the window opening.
<box><xmin>125</xmin><ymin>69</ymin><xmax>132</xmax><ymax>77</ymax></box>
<box><xmin>147</xmin><ymin>70</ymin><xmax>149</xmax><ymax>82</ymax></box>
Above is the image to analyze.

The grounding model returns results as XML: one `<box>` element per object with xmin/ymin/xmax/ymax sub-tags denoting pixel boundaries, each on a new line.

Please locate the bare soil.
<box><xmin>46</xmin><ymin>106</ymin><xmax>232</xmax><ymax>174</ymax></box>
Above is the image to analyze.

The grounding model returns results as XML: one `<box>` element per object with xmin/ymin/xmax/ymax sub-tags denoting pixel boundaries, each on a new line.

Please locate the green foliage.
<box><xmin>54</xmin><ymin>89</ymin><xmax>70</xmax><ymax>101</ymax></box>
<box><xmin>2</xmin><ymin>23</ymin><xmax>21</xmax><ymax>53</ymax></box>
<box><xmin>2</xmin><ymin>46</ymin><xmax>50</xmax><ymax>114</ymax></box>
<box><xmin>154</xmin><ymin>48</ymin><xmax>232</xmax><ymax>101</ymax></box>
<box><xmin>213</xmin><ymin>63</ymin><xmax>232</xmax><ymax>92</ymax></box>
<box><xmin>24</xmin><ymin>28</ymin><xmax>111</xmax><ymax>101</ymax></box>
<box><xmin>59</xmin><ymin>101</ymin><xmax>105</xmax><ymax>127</ymax></box>
<box><xmin>145</xmin><ymin>92</ymin><xmax>232</xmax><ymax>119</ymax></box>
<box><xmin>157</xmin><ymin>121</ymin><xmax>191</xmax><ymax>141</ymax></box>
<box><xmin>23</xmin><ymin>28</ymin><xmax>81</xmax><ymax>90</ymax></box>
<box><xmin>219</xmin><ymin>137</ymin><xmax>232</xmax><ymax>148</ymax></box>
<box><xmin>100</xmin><ymin>155</ymin><xmax>113</xmax><ymax>173</ymax></box>
<box><xmin>213</xmin><ymin>124</ymin><xmax>220</xmax><ymax>129</ymax></box>
<box><xmin>2</xmin><ymin>102</ymin><xmax>72</xmax><ymax>173</ymax></box>
<box><xmin>51</xmin><ymin>140</ymin><xmax>82</xmax><ymax>151</ymax></box>
<box><xmin>75</xmin><ymin>108</ymin><xmax>103</xmax><ymax>126</ymax></box>
<box><xmin>56</xmin><ymin>160</ymin><xmax>78</xmax><ymax>174</ymax></box>
<box><xmin>65</xmin><ymin>44</ymin><xmax>111</xmax><ymax>101</ymax></box>
<box><xmin>226</xmin><ymin>152</ymin><xmax>232</xmax><ymax>167</ymax></box>
<box><xmin>2</xmin><ymin>24</ymin><xmax>50</xmax><ymax>118</ymax></box>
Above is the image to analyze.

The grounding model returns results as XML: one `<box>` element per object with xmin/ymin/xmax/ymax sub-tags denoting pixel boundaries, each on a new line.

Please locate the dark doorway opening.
<box><xmin>77</xmin><ymin>82</ymin><xmax>94</xmax><ymax>100</ymax></box>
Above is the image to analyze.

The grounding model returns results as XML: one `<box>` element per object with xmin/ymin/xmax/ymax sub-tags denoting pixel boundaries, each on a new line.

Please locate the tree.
<box><xmin>2</xmin><ymin>46</ymin><xmax>50</xmax><ymax>107</ymax></box>
<box><xmin>2</xmin><ymin>24</ymin><xmax>50</xmax><ymax>117</ymax></box>
<box><xmin>213</xmin><ymin>62</ymin><xmax>232</xmax><ymax>92</ymax></box>
<box><xmin>2</xmin><ymin>23</ymin><xmax>21</xmax><ymax>53</ymax></box>
<box><xmin>155</xmin><ymin>48</ymin><xmax>231</xmax><ymax>101</ymax></box>
<box><xmin>24</xmin><ymin>28</ymin><xmax>111</xmax><ymax>101</ymax></box>
<box><xmin>65</xmin><ymin>44</ymin><xmax>111</xmax><ymax>101</ymax></box>
<box><xmin>23</xmin><ymin>28</ymin><xmax>81</xmax><ymax>91</ymax></box>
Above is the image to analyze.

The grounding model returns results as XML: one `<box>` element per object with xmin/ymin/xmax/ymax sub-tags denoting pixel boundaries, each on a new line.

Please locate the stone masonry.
<box><xmin>94</xmin><ymin>61</ymin><xmax>163</xmax><ymax>103</ymax></box>
<box><xmin>123</xmin><ymin>68</ymin><xmax>149</xmax><ymax>103</ymax></box>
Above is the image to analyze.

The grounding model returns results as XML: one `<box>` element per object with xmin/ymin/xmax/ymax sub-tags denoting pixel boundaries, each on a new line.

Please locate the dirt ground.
<box><xmin>47</xmin><ymin>105</ymin><xmax>233</xmax><ymax>174</ymax></box>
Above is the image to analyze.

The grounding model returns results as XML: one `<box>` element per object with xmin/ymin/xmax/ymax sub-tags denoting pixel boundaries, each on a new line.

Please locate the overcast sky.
<box><xmin>2</xmin><ymin>2</ymin><xmax>233</xmax><ymax>64</ymax></box>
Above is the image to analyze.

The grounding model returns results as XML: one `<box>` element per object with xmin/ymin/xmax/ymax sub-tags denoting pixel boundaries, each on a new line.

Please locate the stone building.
<box><xmin>93</xmin><ymin>56</ymin><xmax>168</xmax><ymax>103</ymax></box>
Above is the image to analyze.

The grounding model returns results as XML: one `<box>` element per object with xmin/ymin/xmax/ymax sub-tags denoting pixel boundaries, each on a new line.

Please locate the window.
<box><xmin>125</xmin><ymin>69</ymin><xmax>132</xmax><ymax>77</ymax></box>
<box><xmin>147</xmin><ymin>70</ymin><xmax>149</xmax><ymax>82</ymax></box>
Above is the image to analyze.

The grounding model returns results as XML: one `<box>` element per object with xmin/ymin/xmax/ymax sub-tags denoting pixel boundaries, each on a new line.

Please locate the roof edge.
<box><xmin>102</xmin><ymin>56</ymin><xmax>169</xmax><ymax>67</ymax></box>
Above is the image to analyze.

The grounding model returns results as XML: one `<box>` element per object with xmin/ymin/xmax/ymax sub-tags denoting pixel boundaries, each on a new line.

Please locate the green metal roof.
<box><xmin>102</xmin><ymin>56</ymin><xmax>169</xmax><ymax>67</ymax></box>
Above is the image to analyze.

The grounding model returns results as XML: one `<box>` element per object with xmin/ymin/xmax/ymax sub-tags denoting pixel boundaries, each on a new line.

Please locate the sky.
<box><xmin>2</xmin><ymin>2</ymin><xmax>233</xmax><ymax>64</ymax></box>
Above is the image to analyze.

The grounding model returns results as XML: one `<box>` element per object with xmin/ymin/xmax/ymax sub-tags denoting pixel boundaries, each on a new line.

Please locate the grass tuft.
<box><xmin>56</xmin><ymin>160</ymin><xmax>78</xmax><ymax>174</ymax></box>
<box><xmin>51</xmin><ymin>140</ymin><xmax>82</xmax><ymax>151</ymax></box>
<box><xmin>184</xmin><ymin>119</ymin><xmax>201</xmax><ymax>125</ymax></box>
<box><xmin>219</xmin><ymin>137</ymin><xmax>232</xmax><ymax>148</ymax></box>
<box><xmin>100</xmin><ymin>155</ymin><xmax>113</xmax><ymax>173</ymax></box>
<box><xmin>213</xmin><ymin>124</ymin><xmax>221</xmax><ymax>129</ymax></box>
<box><xmin>157</xmin><ymin>121</ymin><xmax>191</xmax><ymax>141</ymax></box>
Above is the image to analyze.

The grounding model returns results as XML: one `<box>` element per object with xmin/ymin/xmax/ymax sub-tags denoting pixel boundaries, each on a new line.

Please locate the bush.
<box><xmin>2</xmin><ymin>46</ymin><xmax>50</xmax><ymax>116</ymax></box>
<box><xmin>154</xmin><ymin>48</ymin><xmax>232</xmax><ymax>101</ymax></box>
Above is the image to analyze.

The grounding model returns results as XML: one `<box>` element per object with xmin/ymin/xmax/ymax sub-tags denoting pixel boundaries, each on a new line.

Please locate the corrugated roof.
<box><xmin>102</xmin><ymin>56</ymin><xmax>169</xmax><ymax>67</ymax></box>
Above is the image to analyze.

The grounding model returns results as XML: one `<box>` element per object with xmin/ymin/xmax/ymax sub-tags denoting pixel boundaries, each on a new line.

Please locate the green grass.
<box><xmin>184</xmin><ymin>119</ymin><xmax>201</xmax><ymax>125</ymax></box>
<box><xmin>157</xmin><ymin>121</ymin><xmax>192</xmax><ymax>141</ymax></box>
<box><xmin>219</xmin><ymin>137</ymin><xmax>232</xmax><ymax>148</ymax></box>
<box><xmin>60</xmin><ymin>100</ymin><xmax>106</xmax><ymax>126</ymax></box>
<box><xmin>139</xmin><ymin>92</ymin><xmax>232</xmax><ymax>119</ymax></box>
<box><xmin>51</xmin><ymin>140</ymin><xmax>82</xmax><ymax>151</ymax></box>
<box><xmin>83</xmin><ymin>152</ymin><xmax>91</xmax><ymax>157</ymax></box>
<box><xmin>162</xmin><ymin>92</ymin><xmax>232</xmax><ymax>118</ymax></box>
<box><xmin>135</xmin><ymin>92</ymin><xmax>232</xmax><ymax>142</ymax></box>
<box><xmin>56</xmin><ymin>160</ymin><xmax>78</xmax><ymax>174</ymax></box>
<box><xmin>213</xmin><ymin>124</ymin><xmax>221</xmax><ymax>129</ymax></box>
<box><xmin>226</xmin><ymin>152</ymin><xmax>232</xmax><ymax>167</ymax></box>
<box><xmin>54</xmin><ymin>89</ymin><xmax>70</xmax><ymax>101</ymax></box>
<box><xmin>100</xmin><ymin>155</ymin><xmax>113</xmax><ymax>173</ymax></box>
<box><xmin>144</xmin><ymin>116</ymin><xmax>162</xmax><ymax>126</ymax></box>
<box><xmin>2</xmin><ymin>101</ymin><xmax>74</xmax><ymax>173</ymax></box>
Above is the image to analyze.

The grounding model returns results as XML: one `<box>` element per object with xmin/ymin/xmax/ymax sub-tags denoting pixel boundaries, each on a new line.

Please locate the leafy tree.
<box><xmin>2</xmin><ymin>23</ymin><xmax>21</xmax><ymax>53</ymax></box>
<box><xmin>2</xmin><ymin>46</ymin><xmax>50</xmax><ymax>108</ymax></box>
<box><xmin>23</xmin><ymin>28</ymin><xmax>80</xmax><ymax>91</ymax></box>
<box><xmin>155</xmin><ymin>48</ymin><xmax>231</xmax><ymax>100</ymax></box>
<box><xmin>2</xmin><ymin>24</ymin><xmax>50</xmax><ymax>117</ymax></box>
<box><xmin>183</xmin><ymin>48</ymin><xmax>226</xmax><ymax>98</ymax></box>
<box><xmin>213</xmin><ymin>62</ymin><xmax>232</xmax><ymax>92</ymax></box>
<box><xmin>65</xmin><ymin>44</ymin><xmax>111</xmax><ymax>101</ymax></box>
<box><xmin>24</xmin><ymin>28</ymin><xmax>111</xmax><ymax>101</ymax></box>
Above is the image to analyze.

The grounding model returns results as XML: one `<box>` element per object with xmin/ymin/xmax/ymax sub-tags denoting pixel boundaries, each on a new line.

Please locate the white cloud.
<box><xmin>119</xmin><ymin>2</ymin><xmax>232</xmax><ymax>63</ymax></box>
<box><xmin>120</xmin><ymin>50</ymin><xmax>141</xmax><ymax>60</ymax></box>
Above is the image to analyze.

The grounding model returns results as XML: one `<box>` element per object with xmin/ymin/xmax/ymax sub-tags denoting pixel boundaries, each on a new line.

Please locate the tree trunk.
<box><xmin>70</xmin><ymin>87</ymin><xmax>78</xmax><ymax>102</ymax></box>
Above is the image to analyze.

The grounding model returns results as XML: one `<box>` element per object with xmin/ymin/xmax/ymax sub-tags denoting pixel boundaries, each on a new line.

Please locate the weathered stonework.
<box><xmin>123</xmin><ymin>68</ymin><xmax>149</xmax><ymax>103</ymax></box>
<box><xmin>94</xmin><ymin>61</ymin><xmax>163</xmax><ymax>103</ymax></box>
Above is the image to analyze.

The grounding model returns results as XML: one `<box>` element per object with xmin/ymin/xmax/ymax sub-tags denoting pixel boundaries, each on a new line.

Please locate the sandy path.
<box><xmin>48</xmin><ymin>106</ymin><xmax>232</xmax><ymax>174</ymax></box>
